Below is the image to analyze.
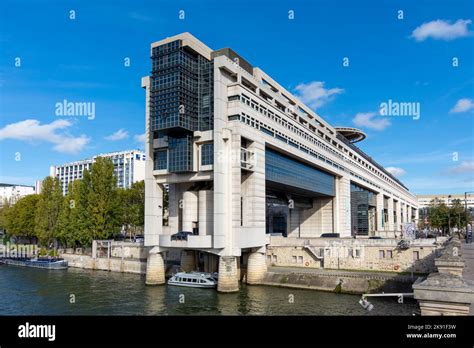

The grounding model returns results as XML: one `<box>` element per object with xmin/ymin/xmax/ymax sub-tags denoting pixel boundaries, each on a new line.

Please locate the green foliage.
<box><xmin>88</xmin><ymin>157</ymin><xmax>121</xmax><ymax>241</ymax></box>
<box><xmin>34</xmin><ymin>177</ymin><xmax>63</xmax><ymax>246</ymax></box>
<box><xmin>0</xmin><ymin>199</ymin><xmax>11</xmax><ymax>232</ymax></box>
<box><xmin>5</xmin><ymin>194</ymin><xmax>40</xmax><ymax>242</ymax></box>
<box><xmin>5</xmin><ymin>159</ymin><xmax>145</xmax><ymax>248</ymax></box>
<box><xmin>428</xmin><ymin>198</ymin><xmax>471</xmax><ymax>232</ymax></box>
<box><xmin>117</xmin><ymin>180</ymin><xmax>145</xmax><ymax>239</ymax></box>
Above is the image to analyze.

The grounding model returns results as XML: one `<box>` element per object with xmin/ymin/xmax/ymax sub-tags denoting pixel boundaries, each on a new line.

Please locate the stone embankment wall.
<box><xmin>61</xmin><ymin>253</ymin><xmax>147</xmax><ymax>274</ymax></box>
<box><xmin>266</xmin><ymin>236</ymin><xmax>444</xmax><ymax>274</ymax></box>
<box><xmin>261</xmin><ymin>270</ymin><xmax>415</xmax><ymax>294</ymax></box>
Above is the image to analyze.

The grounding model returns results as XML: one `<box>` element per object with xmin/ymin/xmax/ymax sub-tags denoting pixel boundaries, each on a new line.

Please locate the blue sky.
<box><xmin>0</xmin><ymin>0</ymin><xmax>473</xmax><ymax>195</ymax></box>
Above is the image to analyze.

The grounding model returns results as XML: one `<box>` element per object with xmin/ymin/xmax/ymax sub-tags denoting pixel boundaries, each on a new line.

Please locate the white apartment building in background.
<box><xmin>0</xmin><ymin>183</ymin><xmax>36</xmax><ymax>207</ymax></box>
<box><xmin>50</xmin><ymin>150</ymin><xmax>146</xmax><ymax>195</ymax></box>
<box><xmin>417</xmin><ymin>194</ymin><xmax>474</xmax><ymax>208</ymax></box>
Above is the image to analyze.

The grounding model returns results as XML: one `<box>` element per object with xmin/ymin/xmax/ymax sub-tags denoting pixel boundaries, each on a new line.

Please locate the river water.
<box><xmin>0</xmin><ymin>266</ymin><xmax>418</xmax><ymax>315</ymax></box>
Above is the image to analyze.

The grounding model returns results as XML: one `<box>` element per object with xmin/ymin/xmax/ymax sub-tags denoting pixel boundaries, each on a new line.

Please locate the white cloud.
<box><xmin>294</xmin><ymin>81</ymin><xmax>344</xmax><ymax>109</ymax></box>
<box><xmin>448</xmin><ymin>161</ymin><xmax>474</xmax><ymax>174</ymax></box>
<box><xmin>352</xmin><ymin>112</ymin><xmax>391</xmax><ymax>131</ymax></box>
<box><xmin>105</xmin><ymin>128</ymin><xmax>129</xmax><ymax>141</ymax></box>
<box><xmin>134</xmin><ymin>133</ymin><xmax>146</xmax><ymax>143</ymax></box>
<box><xmin>411</xmin><ymin>19</ymin><xmax>472</xmax><ymax>41</ymax></box>
<box><xmin>0</xmin><ymin>119</ymin><xmax>89</xmax><ymax>154</ymax></box>
<box><xmin>385</xmin><ymin>167</ymin><xmax>406</xmax><ymax>177</ymax></box>
<box><xmin>450</xmin><ymin>98</ymin><xmax>474</xmax><ymax>113</ymax></box>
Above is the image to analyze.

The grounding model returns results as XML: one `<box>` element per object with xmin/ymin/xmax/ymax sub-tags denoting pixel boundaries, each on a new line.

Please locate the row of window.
<box><xmin>231</xmin><ymin>90</ymin><xmax>410</xmax><ymax>200</ymax></box>
<box><xmin>230</xmin><ymin>100</ymin><xmax>415</xmax><ymax>210</ymax></box>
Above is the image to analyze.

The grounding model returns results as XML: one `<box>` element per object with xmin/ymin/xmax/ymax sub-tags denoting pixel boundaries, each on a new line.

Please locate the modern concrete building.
<box><xmin>0</xmin><ymin>183</ymin><xmax>36</xmax><ymax>207</ymax></box>
<box><xmin>50</xmin><ymin>150</ymin><xmax>146</xmax><ymax>195</ymax></box>
<box><xmin>142</xmin><ymin>33</ymin><xmax>418</xmax><ymax>291</ymax></box>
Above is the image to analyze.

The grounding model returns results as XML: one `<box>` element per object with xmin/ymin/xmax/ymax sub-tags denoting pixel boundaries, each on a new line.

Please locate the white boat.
<box><xmin>167</xmin><ymin>271</ymin><xmax>218</xmax><ymax>288</ymax></box>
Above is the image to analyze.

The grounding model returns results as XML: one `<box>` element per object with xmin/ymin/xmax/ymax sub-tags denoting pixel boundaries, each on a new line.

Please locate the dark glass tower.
<box><xmin>150</xmin><ymin>39</ymin><xmax>214</xmax><ymax>172</ymax></box>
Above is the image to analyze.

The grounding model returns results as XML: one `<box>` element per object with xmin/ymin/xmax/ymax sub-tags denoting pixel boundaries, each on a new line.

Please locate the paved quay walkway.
<box><xmin>461</xmin><ymin>241</ymin><xmax>474</xmax><ymax>315</ymax></box>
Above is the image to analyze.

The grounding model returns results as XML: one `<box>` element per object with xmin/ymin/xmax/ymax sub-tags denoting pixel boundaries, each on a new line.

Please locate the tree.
<box><xmin>88</xmin><ymin>157</ymin><xmax>120</xmax><ymax>241</ymax></box>
<box><xmin>0</xmin><ymin>199</ymin><xmax>11</xmax><ymax>235</ymax></box>
<box><xmin>449</xmin><ymin>199</ymin><xmax>470</xmax><ymax>229</ymax></box>
<box><xmin>34</xmin><ymin>177</ymin><xmax>63</xmax><ymax>246</ymax></box>
<box><xmin>118</xmin><ymin>180</ymin><xmax>144</xmax><ymax>239</ymax></box>
<box><xmin>76</xmin><ymin>169</ymin><xmax>93</xmax><ymax>246</ymax></box>
<box><xmin>56</xmin><ymin>180</ymin><xmax>83</xmax><ymax>247</ymax></box>
<box><xmin>5</xmin><ymin>194</ymin><xmax>39</xmax><ymax>243</ymax></box>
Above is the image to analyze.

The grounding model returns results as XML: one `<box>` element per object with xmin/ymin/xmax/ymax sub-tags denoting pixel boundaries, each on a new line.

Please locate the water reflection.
<box><xmin>0</xmin><ymin>267</ymin><xmax>418</xmax><ymax>316</ymax></box>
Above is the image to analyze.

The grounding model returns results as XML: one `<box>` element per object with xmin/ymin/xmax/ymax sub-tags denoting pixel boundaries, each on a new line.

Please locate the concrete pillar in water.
<box><xmin>246</xmin><ymin>252</ymin><xmax>267</xmax><ymax>284</ymax></box>
<box><xmin>180</xmin><ymin>250</ymin><xmax>196</xmax><ymax>272</ymax></box>
<box><xmin>217</xmin><ymin>256</ymin><xmax>239</xmax><ymax>293</ymax></box>
<box><xmin>145</xmin><ymin>252</ymin><xmax>165</xmax><ymax>285</ymax></box>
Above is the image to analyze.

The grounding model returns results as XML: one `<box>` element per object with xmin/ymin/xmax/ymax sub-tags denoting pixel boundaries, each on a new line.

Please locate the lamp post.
<box><xmin>447</xmin><ymin>195</ymin><xmax>451</xmax><ymax>236</ymax></box>
<box><xmin>465</xmin><ymin>192</ymin><xmax>474</xmax><ymax>243</ymax></box>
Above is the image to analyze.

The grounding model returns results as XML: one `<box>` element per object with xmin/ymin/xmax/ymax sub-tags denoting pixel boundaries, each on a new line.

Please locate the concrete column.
<box><xmin>334</xmin><ymin>175</ymin><xmax>351</xmax><ymax>237</ymax></box>
<box><xmin>388</xmin><ymin>197</ymin><xmax>394</xmax><ymax>231</ymax></box>
<box><xmin>415</xmin><ymin>207</ymin><xmax>419</xmax><ymax>222</ymax></box>
<box><xmin>145</xmin><ymin>251</ymin><xmax>165</xmax><ymax>285</ymax></box>
<box><xmin>183</xmin><ymin>191</ymin><xmax>198</xmax><ymax>232</ymax></box>
<box><xmin>246</xmin><ymin>252</ymin><xmax>267</xmax><ymax>284</ymax></box>
<box><xmin>144</xmin><ymin>179</ymin><xmax>163</xmax><ymax>247</ymax></box>
<box><xmin>376</xmin><ymin>193</ymin><xmax>384</xmax><ymax>232</ymax></box>
<box><xmin>245</xmin><ymin>141</ymin><xmax>266</xmax><ymax>230</ymax></box>
<box><xmin>217</xmin><ymin>256</ymin><xmax>239</xmax><ymax>292</ymax></box>
<box><xmin>180</xmin><ymin>250</ymin><xmax>197</xmax><ymax>272</ymax></box>
<box><xmin>395</xmin><ymin>200</ymin><xmax>401</xmax><ymax>232</ymax></box>
<box><xmin>168</xmin><ymin>184</ymin><xmax>180</xmax><ymax>233</ymax></box>
<box><xmin>198</xmin><ymin>190</ymin><xmax>213</xmax><ymax>236</ymax></box>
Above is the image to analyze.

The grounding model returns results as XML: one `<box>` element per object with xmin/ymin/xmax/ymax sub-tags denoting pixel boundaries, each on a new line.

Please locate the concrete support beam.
<box><xmin>182</xmin><ymin>191</ymin><xmax>198</xmax><ymax>232</ymax></box>
<box><xmin>334</xmin><ymin>176</ymin><xmax>351</xmax><ymax>237</ymax></box>
<box><xmin>217</xmin><ymin>256</ymin><xmax>239</xmax><ymax>292</ymax></box>
<box><xmin>395</xmin><ymin>200</ymin><xmax>401</xmax><ymax>232</ymax></box>
<box><xmin>198</xmin><ymin>190</ymin><xmax>213</xmax><ymax>236</ymax></box>
<box><xmin>376</xmin><ymin>193</ymin><xmax>384</xmax><ymax>232</ymax></box>
<box><xmin>144</xmin><ymin>180</ymin><xmax>163</xmax><ymax>247</ymax></box>
<box><xmin>246</xmin><ymin>252</ymin><xmax>267</xmax><ymax>284</ymax></box>
<box><xmin>245</xmin><ymin>140</ymin><xmax>266</xmax><ymax>230</ymax></box>
<box><xmin>387</xmin><ymin>197</ymin><xmax>394</xmax><ymax>231</ymax></box>
<box><xmin>145</xmin><ymin>252</ymin><xmax>165</xmax><ymax>285</ymax></box>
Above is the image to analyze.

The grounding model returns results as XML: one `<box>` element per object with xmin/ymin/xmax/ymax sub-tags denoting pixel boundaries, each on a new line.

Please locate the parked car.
<box><xmin>171</xmin><ymin>231</ymin><xmax>194</xmax><ymax>241</ymax></box>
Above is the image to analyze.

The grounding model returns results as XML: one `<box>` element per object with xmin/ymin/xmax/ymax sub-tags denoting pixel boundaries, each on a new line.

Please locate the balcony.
<box><xmin>240</xmin><ymin>147</ymin><xmax>255</xmax><ymax>171</ymax></box>
<box><xmin>159</xmin><ymin>234</ymin><xmax>213</xmax><ymax>249</ymax></box>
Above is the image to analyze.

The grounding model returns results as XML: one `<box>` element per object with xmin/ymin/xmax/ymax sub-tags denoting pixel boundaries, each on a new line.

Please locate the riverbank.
<box><xmin>262</xmin><ymin>266</ymin><xmax>418</xmax><ymax>294</ymax></box>
<box><xmin>60</xmin><ymin>252</ymin><xmax>419</xmax><ymax>294</ymax></box>
<box><xmin>61</xmin><ymin>253</ymin><xmax>146</xmax><ymax>274</ymax></box>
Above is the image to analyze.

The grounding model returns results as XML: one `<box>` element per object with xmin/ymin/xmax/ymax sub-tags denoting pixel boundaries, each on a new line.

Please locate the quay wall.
<box><xmin>60</xmin><ymin>253</ymin><xmax>147</xmax><ymax>274</ymax></box>
<box><xmin>261</xmin><ymin>270</ymin><xmax>415</xmax><ymax>294</ymax></box>
<box><xmin>266</xmin><ymin>236</ymin><xmax>444</xmax><ymax>274</ymax></box>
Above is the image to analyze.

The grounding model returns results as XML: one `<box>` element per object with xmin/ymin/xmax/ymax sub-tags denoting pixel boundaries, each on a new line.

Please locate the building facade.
<box><xmin>50</xmin><ymin>150</ymin><xmax>146</xmax><ymax>195</ymax></box>
<box><xmin>142</xmin><ymin>33</ymin><xmax>419</xmax><ymax>291</ymax></box>
<box><xmin>0</xmin><ymin>183</ymin><xmax>36</xmax><ymax>207</ymax></box>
